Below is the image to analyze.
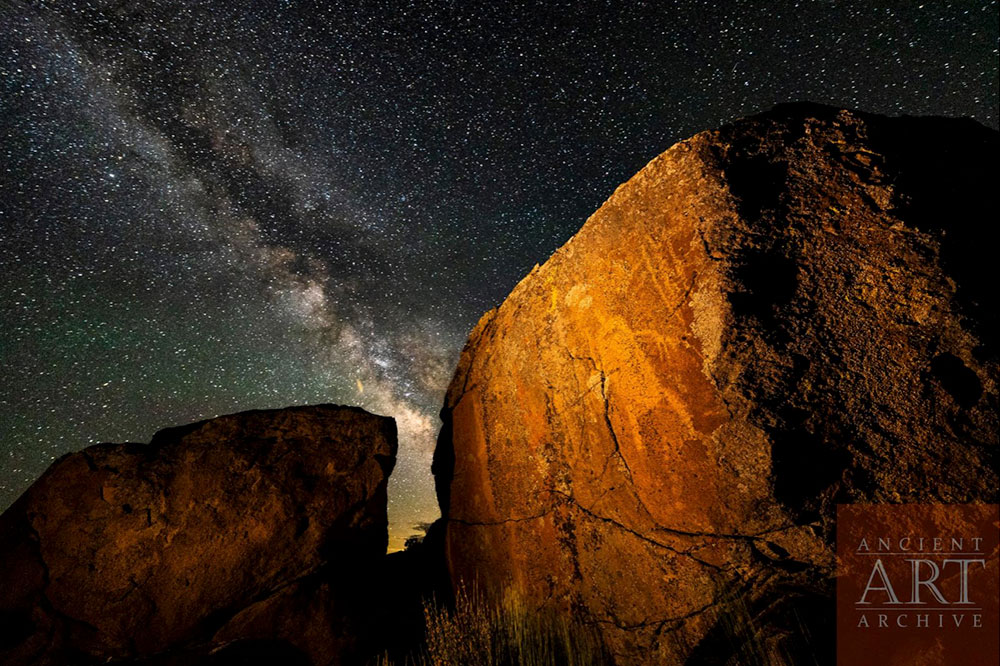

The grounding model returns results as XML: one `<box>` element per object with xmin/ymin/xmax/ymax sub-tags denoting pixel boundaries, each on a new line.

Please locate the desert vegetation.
<box><xmin>374</xmin><ymin>585</ymin><xmax>610</xmax><ymax>666</ymax></box>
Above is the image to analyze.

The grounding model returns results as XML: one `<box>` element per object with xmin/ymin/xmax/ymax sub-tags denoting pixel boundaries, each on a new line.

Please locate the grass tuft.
<box><xmin>374</xmin><ymin>585</ymin><xmax>610</xmax><ymax>666</ymax></box>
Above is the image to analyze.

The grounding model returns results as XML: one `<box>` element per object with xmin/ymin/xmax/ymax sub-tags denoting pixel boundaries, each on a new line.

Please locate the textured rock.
<box><xmin>434</xmin><ymin>103</ymin><xmax>999</xmax><ymax>664</ymax></box>
<box><xmin>0</xmin><ymin>405</ymin><xmax>396</xmax><ymax>666</ymax></box>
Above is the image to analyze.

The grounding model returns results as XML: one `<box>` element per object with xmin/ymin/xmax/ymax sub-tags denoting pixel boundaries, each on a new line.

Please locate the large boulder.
<box><xmin>0</xmin><ymin>405</ymin><xmax>396</xmax><ymax>666</ymax></box>
<box><xmin>433</xmin><ymin>103</ymin><xmax>999</xmax><ymax>664</ymax></box>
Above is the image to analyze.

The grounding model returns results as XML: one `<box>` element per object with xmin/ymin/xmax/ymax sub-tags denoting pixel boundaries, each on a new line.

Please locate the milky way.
<box><xmin>1</xmin><ymin>1</ymin><xmax>997</xmax><ymax>550</ymax></box>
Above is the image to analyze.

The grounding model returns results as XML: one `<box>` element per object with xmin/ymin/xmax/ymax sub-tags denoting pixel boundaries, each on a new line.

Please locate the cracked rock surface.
<box><xmin>0</xmin><ymin>405</ymin><xmax>396</xmax><ymax>666</ymax></box>
<box><xmin>433</xmin><ymin>103</ymin><xmax>999</xmax><ymax>664</ymax></box>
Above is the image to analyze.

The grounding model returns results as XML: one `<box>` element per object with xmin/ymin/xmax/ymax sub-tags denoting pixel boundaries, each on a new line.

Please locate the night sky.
<box><xmin>2</xmin><ymin>1</ymin><xmax>997</xmax><ymax>550</ymax></box>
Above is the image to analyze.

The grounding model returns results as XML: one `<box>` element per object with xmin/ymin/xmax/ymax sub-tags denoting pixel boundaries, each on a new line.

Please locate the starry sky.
<box><xmin>1</xmin><ymin>1</ymin><xmax>998</xmax><ymax>551</ymax></box>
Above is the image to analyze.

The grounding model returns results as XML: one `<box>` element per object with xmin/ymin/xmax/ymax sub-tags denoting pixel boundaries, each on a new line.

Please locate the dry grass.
<box><xmin>374</xmin><ymin>581</ymin><xmax>825</xmax><ymax>666</ymax></box>
<box><xmin>374</xmin><ymin>585</ymin><xmax>610</xmax><ymax>666</ymax></box>
<box><xmin>691</xmin><ymin>582</ymin><xmax>826</xmax><ymax>666</ymax></box>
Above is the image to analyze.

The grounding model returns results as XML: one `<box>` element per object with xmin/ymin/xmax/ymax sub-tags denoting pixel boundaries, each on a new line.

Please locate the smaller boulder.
<box><xmin>0</xmin><ymin>405</ymin><xmax>396</xmax><ymax>666</ymax></box>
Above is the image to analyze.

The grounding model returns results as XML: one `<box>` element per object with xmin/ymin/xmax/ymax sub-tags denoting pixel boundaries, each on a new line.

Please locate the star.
<box><xmin>0</xmin><ymin>0</ymin><xmax>997</xmax><ymax>551</ymax></box>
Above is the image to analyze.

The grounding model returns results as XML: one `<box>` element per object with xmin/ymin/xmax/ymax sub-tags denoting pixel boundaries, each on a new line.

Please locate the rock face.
<box><xmin>434</xmin><ymin>104</ymin><xmax>999</xmax><ymax>664</ymax></box>
<box><xmin>0</xmin><ymin>405</ymin><xmax>396</xmax><ymax>666</ymax></box>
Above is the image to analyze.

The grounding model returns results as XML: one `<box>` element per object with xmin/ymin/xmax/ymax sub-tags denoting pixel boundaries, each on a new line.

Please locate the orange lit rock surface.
<box><xmin>0</xmin><ymin>405</ymin><xmax>396</xmax><ymax>666</ymax></box>
<box><xmin>434</xmin><ymin>103</ymin><xmax>999</xmax><ymax>664</ymax></box>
